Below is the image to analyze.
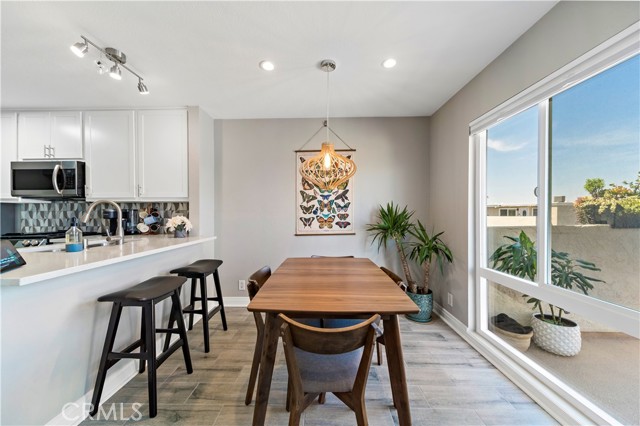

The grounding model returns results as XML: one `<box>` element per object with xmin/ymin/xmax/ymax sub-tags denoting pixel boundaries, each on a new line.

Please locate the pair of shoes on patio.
<box><xmin>491</xmin><ymin>313</ymin><xmax>533</xmax><ymax>334</ymax></box>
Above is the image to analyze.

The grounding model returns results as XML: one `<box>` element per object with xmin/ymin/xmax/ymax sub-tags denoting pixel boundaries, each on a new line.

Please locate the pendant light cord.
<box><xmin>326</xmin><ymin>68</ymin><xmax>330</xmax><ymax>143</ymax></box>
<box><xmin>296</xmin><ymin>59</ymin><xmax>354</xmax><ymax>151</ymax></box>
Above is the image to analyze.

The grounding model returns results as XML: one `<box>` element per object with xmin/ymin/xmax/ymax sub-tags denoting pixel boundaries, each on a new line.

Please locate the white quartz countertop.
<box><xmin>0</xmin><ymin>235</ymin><xmax>215</xmax><ymax>287</ymax></box>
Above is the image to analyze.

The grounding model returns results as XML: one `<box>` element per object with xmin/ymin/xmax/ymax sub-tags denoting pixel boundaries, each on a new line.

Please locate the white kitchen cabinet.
<box><xmin>18</xmin><ymin>111</ymin><xmax>83</xmax><ymax>159</ymax></box>
<box><xmin>84</xmin><ymin>111</ymin><xmax>136</xmax><ymax>200</ymax></box>
<box><xmin>1</xmin><ymin>113</ymin><xmax>18</xmax><ymax>200</ymax></box>
<box><xmin>136</xmin><ymin>110</ymin><xmax>188</xmax><ymax>200</ymax></box>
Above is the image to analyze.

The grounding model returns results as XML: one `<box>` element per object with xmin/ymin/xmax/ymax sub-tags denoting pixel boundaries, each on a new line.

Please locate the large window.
<box><xmin>472</xmin><ymin>25</ymin><xmax>639</xmax><ymax>426</ymax></box>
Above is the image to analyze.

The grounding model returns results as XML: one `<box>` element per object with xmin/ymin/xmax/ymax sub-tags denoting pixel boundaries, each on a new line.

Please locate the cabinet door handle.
<box><xmin>44</xmin><ymin>145</ymin><xmax>47</xmax><ymax>158</ymax></box>
<box><xmin>50</xmin><ymin>145</ymin><xmax>55</xmax><ymax>158</ymax></box>
<box><xmin>138</xmin><ymin>185</ymin><xmax>143</xmax><ymax>197</ymax></box>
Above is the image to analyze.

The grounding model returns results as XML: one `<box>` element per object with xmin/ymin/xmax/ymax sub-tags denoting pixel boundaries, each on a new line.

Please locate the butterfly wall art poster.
<box><xmin>295</xmin><ymin>149</ymin><xmax>355</xmax><ymax>235</ymax></box>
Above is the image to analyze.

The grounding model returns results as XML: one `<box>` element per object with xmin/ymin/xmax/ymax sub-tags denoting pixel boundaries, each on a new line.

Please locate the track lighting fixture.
<box><xmin>137</xmin><ymin>79</ymin><xmax>149</xmax><ymax>95</ymax></box>
<box><xmin>95</xmin><ymin>59</ymin><xmax>108</xmax><ymax>75</ymax></box>
<box><xmin>109</xmin><ymin>64</ymin><xmax>122</xmax><ymax>80</ymax></box>
<box><xmin>70</xmin><ymin>35</ymin><xmax>149</xmax><ymax>94</ymax></box>
<box><xmin>70</xmin><ymin>37</ymin><xmax>88</xmax><ymax>57</ymax></box>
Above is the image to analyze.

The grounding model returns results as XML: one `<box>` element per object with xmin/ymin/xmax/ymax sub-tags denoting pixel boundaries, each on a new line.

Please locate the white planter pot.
<box><xmin>531</xmin><ymin>314</ymin><xmax>581</xmax><ymax>356</ymax></box>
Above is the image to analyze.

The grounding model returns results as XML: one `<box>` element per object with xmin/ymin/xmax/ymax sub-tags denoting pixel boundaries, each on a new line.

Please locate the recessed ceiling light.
<box><xmin>259</xmin><ymin>60</ymin><xmax>275</xmax><ymax>71</ymax></box>
<box><xmin>382</xmin><ymin>58</ymin><xmax>397</xmax><ymax>69</ymax></box>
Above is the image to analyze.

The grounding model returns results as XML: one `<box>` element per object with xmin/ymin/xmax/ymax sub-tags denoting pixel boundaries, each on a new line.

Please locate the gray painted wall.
<box><xmin>214</xmin><ymin>117</ymin><xmax>429</xmax><ymax>297</ymax></box>
<box><xmin>427</xmin><ymin>1</ymin><xmax>640</xmax><ymax>325</ymax></box>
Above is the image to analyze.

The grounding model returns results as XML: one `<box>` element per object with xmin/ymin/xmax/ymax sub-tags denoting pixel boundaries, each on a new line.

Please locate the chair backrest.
<box><xmin>380</xmin><ymin>266</ymin><xmax>407</xmax><ymax>292</ymax></box>
<box><xmin>279</xmin><ymin>314</ymin><xmax>378</xmax><ymax>355</ymax></box>
<box><xmin>249</xmin><ymin>265</ymin><xmax>271</xmax><ymax>287</ymax></box>
<box><xmin>279</xmin><ymin>314</ymin><xmax>378</xmax><ymax>397</ymax></box>
<box><xmin>248</xmin><ymin>266</ymin><xmax>271</xmax><ymax>300</ymax></box>
<box><xmin>310</xmin><ymin>255</ymin><xmax>355</xmax><ymax>258</ymax></box>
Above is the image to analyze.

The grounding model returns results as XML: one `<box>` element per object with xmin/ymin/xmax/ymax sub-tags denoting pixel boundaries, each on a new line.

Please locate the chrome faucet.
<box><xmin>81</xmin><ymin>200</ymin><xmax>124</xmax><ymax>245</ymax></box>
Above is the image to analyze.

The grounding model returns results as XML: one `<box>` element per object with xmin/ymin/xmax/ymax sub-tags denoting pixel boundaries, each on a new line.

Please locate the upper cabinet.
<box><xmin>1</xmin><ymin>113</ymin><xmax>18</xmax><ymax>200</ymax></box>
<box><xmin>10</xmin><ymin>108</ymin><xmax>188</xmax><ymax>201</ymax></box>
<box><xmin>136</xmin><ymin>110</ymin><xmax>188</xmax><ymax>200</ymax></box>
<box><xmin>18</xmin><ymin>111</ymin><xmax>83</xmax><ymax>159</ymax></box>
<box><xmin>84</xmin><ymin>111</ymin><xmax>136</xmax><ymax>200</ymax></box>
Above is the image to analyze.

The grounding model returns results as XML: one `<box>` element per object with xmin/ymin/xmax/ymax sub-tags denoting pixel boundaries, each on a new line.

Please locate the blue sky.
<box><xmin>487</xmin><ymin>54</ymin><xmax>639</xmax><ymax>205</ymax></box>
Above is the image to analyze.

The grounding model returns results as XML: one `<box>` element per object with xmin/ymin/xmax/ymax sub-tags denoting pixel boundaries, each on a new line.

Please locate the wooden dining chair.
<box><xmin>245</xmin><ymin>265</ymin><xmax>324</xmax><ymax>406</ymax></box>
<box><xmin>373</xmin><ymin>266</ymin><xmax>408</xmax><ymax>366</ymax></box>
<box><xmin>380</xmin><ymin>266</ymin><xmax>407</xmax><ymax>292</ymax></box>
<box><xmin>245</xmin><ymin>266</ymin><xmax>271</xmax><ymax>405</ymax></box>
<box><xmin>279</xmin><ymin>314</ymin><xmax>379</xmax><ymax>426</ymax></box>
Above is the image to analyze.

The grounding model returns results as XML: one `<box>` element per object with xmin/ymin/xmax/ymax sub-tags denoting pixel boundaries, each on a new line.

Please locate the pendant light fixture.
<box><xmin>70</xmin><ymin>35</ymin><xmax>149</xmax><ymax>95</ymax></box>
<box><xmin>299</xmin><ymin>59</ymin><xmax>357</xmax><ymax>191</ymax></box>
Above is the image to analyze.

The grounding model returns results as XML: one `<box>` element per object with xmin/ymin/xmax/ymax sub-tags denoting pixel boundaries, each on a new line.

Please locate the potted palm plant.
<box><xmin>366</xmin><ymin>202</ymin><xmax>417</xmax><ymax>290</ymax></box>
<box><xmin>490</xmin><ymin>231</ymin><xmax>604</xmax><ymax>356</ymax></box>
<box><xmin>405</xmin><ymin>221</ymin><xmax>453</xmax><ymax>322</ymax></box>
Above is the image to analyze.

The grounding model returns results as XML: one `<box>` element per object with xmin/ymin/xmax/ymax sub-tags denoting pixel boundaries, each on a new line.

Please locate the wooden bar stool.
<box><xmin>167</xmin><ymin>259</ymin><xmax>227</xmax><ymax>353</ymax></box>
<box><xmin>90</xmin><ymin>276</ymin><xmax>193</xmax><ymax>419</ymax></box>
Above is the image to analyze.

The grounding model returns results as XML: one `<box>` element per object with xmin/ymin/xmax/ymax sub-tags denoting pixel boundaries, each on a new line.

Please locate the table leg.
<box><xmin>383</xmin><ymin>314</ymin><xmax>411</xmax><ymax>426</ymax></box>
<box><xmin>252</xmin><ymin>312</ymin><xmax>280</xmax><ymax>426</ymax></box>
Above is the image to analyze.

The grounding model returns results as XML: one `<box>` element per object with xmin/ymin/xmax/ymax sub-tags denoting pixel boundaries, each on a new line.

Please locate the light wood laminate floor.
<box><xmin>81</xmin><ymin>308</ymin><xmax>557</xmax><ymax>426</ymax></box>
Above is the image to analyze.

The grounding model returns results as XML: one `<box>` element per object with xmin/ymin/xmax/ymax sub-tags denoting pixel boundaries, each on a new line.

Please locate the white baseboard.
<box><xmin>433</xmin><ymin>303</ymin><xmax>620</xmax><ymax>426</ymax></box>
<box><xmin>47</xmin><ymin>360</ymin><xmax>139</xmax><ymax>426</ymax></box>
<box><xmin>223</xmin><ymin>296</ymin><xmax>249</xmax><ymax>307</ymax></box>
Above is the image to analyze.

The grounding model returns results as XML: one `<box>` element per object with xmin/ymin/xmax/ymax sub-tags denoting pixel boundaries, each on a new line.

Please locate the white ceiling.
<box><xmin>1</xmin><ymin>1</ymin><xmax>556</xmax><ymax>119</ymax></box>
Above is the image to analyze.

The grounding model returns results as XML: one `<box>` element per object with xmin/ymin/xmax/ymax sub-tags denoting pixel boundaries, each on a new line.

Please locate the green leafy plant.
<box><xmin>490</xmin><ymin>231</ymin><xmax>604</xmax><ymax>325</ymax></box>
<box><xmin>407</xmin><ymin>221</ymin><xmax>453</xmax><ymax>294</ymax></box>
<box><xmin>366</xmin><ymin>202</ymin><xmax>416</xmax><ymax>288</ymax></box>
<box><xmin>574</xmin><ymin>173</ymin><xmax>640</xmax><ymax>228</ymax></box>
<box><xmin>584</xmin><ymin>178</ymin><xmax>605</xmax><ymax>198</ymax></box>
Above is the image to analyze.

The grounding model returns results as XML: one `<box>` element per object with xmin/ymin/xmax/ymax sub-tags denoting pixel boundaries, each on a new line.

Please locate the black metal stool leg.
<box><xmin>199</xmin><ymin>276</ymin><xmax>211</xmax><ymax>352</ymax></box>
<box><xmin>162</xmin><ymin>285</ymin><xmax>182</xmax><ymax>352</ymax></box>
<box><xmin>143</xmin><ymin>303</ymin><xmax>158</xmax><ymax>418</ymax></box>
<box><xmin>162</xmin><ymin>305</ymin><xmax>176</xmax><ymax>353</ymax></box>
<box><xmin>90</xmin><ymin>303</ymin><xmax>123</xmax><ymax>416</ymax></box>
<box><xmin>171</xmin><ymin>290</ymin><xmax>193</xmax><ymax>373</ymax></box>
<box><xmin>188</xmin><ymin>278</ymin><xmax>197</xmax><ymax>330</ymax></box>
<box><xmin>139</xmin><ymin>312</ymin><xmax>146</xmax><ymax>374</ymax></box>
<box><xmin>213</xmin><ymin>270</ymin><xmax>228</xmax><ymax>331</ymax></box>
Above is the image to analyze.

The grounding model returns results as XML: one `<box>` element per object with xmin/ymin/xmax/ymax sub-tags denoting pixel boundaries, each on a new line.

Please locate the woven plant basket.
<box><xmin>490</xmin><ymin>325</ymin><xmax>532</xmax><ymax>352</ymax></box>
<box><xmin>531</xmin><ymin>314</ymin><xmax>581</xmax><ymax>356</ymax></box>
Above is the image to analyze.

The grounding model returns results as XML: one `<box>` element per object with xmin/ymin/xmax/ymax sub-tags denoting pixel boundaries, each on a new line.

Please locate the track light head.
<box><xmin>109</xmin><ymin>64</ymin><xmax>122</xmax><ymax>80</ymax></box>
<box><xmin>95</xmin><ymin>59</ymin><xmax>108</xmax><ymax>75</ymax></box>
<box><xmin>70</xmin><ymin>39</ymin><xmax>88</xmax><ymax>57</ymax></box>
<box><xmin>138</xmin><ymin>79</ymin><xmax>149</xmax><ymax>95</ymax></box>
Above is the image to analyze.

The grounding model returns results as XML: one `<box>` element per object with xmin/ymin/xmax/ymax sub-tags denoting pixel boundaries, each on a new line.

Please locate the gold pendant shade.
<box><xmin>300</xmin><ymin>143</ymin><xmax>357</xmax><ymax>191</ymax></box>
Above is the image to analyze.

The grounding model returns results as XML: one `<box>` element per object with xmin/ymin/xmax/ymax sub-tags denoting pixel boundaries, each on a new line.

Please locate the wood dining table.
<box><xmin>247</xmin><ymin>257</ymin><xmax>419</xmax><ymax>426</ymax></box>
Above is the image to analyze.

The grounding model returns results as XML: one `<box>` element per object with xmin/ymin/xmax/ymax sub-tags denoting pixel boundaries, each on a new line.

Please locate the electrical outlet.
<box><xmin>447</xmin><ymin>292</ymin><xmax>453</xmax><ymax>307</ymax></box>
<box><xmin>238</xmin><ymin>279</ymin><xmax>246</xmax><ymax>291</ymax></box>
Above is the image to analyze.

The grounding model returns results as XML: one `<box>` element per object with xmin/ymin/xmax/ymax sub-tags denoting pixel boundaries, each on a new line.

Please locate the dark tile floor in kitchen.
<box><xmin>80</xmin><ymin>307</ymin><xmax>557</xmax><ymax>426</ymax></box>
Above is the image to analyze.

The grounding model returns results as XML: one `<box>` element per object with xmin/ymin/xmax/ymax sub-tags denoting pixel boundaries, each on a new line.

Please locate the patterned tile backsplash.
<box><xmin>18</xmin><ymin>201</ymin><xmax>189</xmax><ymax>234</ymax></box>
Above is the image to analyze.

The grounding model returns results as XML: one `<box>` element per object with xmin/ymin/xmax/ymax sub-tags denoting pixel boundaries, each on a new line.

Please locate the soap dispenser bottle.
<box><xmin>65</xmin><ymin>217</ymin><xmax>83</xmax><ymax>252</ymax></box>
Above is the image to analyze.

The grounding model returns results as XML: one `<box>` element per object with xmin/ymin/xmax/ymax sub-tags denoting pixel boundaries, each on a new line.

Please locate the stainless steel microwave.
<box><xmin>11</xmin><ymin>160</ymin><xmax>85</xmax><ymax>199</ymax></box>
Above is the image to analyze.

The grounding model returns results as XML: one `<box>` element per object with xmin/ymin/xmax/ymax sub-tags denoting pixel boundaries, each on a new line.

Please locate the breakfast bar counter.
<box><xmin>0</xmin><ymin>234</ymin><xmax>216</xmax><ymax>425</ymax></box>
<box><xmin>1</xmin><ymin>235</ymin><xmax>215</xmax><ymax>286</ymax></box>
